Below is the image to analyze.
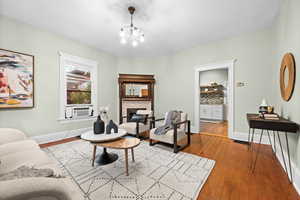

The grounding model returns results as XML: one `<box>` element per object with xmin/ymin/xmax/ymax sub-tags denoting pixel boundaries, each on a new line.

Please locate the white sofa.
<box><xmin>0</xmin><ymin>128</ymin><xmax>83</xmax><ymax>200</ymax></box>
<box><xmin>149</xmin><ymin>112</ymin><xmax>191</xmax><ymax>153</ymax></box>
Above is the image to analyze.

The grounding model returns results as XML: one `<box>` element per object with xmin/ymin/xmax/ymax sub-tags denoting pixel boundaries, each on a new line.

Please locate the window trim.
<box><xmin>58</xmin><ymin>52</ymin><xmax>98</xmax><ymax>122</ymax></box>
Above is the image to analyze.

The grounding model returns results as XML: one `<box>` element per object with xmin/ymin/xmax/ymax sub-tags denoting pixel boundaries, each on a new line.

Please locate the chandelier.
<box><xmin>119</xmin><ymin>6</ymin><xmax>145</xmax><ymax>47</ymax></box>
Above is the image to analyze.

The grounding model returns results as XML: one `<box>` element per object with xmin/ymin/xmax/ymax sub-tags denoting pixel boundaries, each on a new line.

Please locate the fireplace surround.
<box><xmin>118</xmin><ymin>74</ymin><xmax>155</xmax><ymax>123</ymax></box>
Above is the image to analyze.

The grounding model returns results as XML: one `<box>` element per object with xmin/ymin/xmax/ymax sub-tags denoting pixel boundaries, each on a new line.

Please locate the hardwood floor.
<box><xmin>184</xmin><ymin>134</ymin><xmax>299</xmax><ymax>200</ymax></box>
<box><xmin>41</xmin><ymin>134</ymin><xmax>299</xmax><ymax>200</ymax></box>
<box><xmin>200</xmin><ymin>121</ymin><xmax>228</xmax><ymax>137</ymax></box>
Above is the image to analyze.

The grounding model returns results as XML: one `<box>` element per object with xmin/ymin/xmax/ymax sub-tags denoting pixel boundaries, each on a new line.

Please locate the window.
<box><xmin>59</xmin><ymin>52</ymin><xmax>98</xmax><ymax>121</ymax></box>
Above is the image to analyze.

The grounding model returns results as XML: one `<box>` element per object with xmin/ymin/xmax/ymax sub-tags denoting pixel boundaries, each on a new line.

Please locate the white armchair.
<box><xmin>149</xmin><ymin>112</ymin><xmax>191</xmax><ymax>153</ymax></box>
<box><xmin>119</xmin><ymin>110</ymin><xmax>153</xmax><ymax>139</ymax></box>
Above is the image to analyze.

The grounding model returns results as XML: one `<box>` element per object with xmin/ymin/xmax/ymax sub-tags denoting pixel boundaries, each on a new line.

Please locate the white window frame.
<box><xmin>58</xmin><ymin>52</ymin><xmax>98</xmax><ymax>122</ymax></box>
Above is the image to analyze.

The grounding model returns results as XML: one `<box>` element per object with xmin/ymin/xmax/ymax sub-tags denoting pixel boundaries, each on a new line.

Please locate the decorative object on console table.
<box><xmin>0</xmin><ymin>49</ymin><xmax>34</xmax><ymax>108</ymax></box>
<box><xmin>262</xmin><ymin>113</ymin><xmax>279</xmax><ymax>120</ymax></box>
<box><xmin>106</xmin><ymin>120</ymin><xmax>118</xmax><ymax>134</ymax></box>
<box><xmin>259</xmin><ymin>98</ymin><xmax>268</xmax><ymax>114</ymax></box>
<box><xmin>94</xmin><ymin>115</ymin><xmax>105</xmax><ymax>134</ymax></box>
<box><xmin>280</xmin><ymin>53</ymin><xmax>296</xmax><ymax>101</ymax></box>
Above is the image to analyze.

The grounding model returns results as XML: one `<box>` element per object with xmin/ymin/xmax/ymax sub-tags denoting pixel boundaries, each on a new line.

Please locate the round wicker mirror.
<box><xmin>280</xmin><ymin>53</ymin><xmax>296</xmax><ymax>101</ymax></box>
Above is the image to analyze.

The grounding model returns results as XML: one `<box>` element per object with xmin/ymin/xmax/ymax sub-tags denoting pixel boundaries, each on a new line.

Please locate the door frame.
<box><xmin>194</xmin><ymin>59</ymin><xmax>236</xmax><ymax>139</ymax></box>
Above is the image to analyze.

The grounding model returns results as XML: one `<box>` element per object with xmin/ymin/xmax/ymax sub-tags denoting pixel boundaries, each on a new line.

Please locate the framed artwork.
<box><xmin>0</xmin><ymin>49</ymin><xmax>34</xmax><ymax>108</ymax></box>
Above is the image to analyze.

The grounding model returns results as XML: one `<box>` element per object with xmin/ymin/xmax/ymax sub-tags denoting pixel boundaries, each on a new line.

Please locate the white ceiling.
<box><xmin>0</xmin><ymin>0</ymin><xmax>279</xmax><ymax>57</ymax></box>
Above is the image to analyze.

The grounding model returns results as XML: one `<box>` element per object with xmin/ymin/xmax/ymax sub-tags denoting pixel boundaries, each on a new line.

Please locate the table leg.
<box><xmin>249</xmin><ymin>128</ymin><xmax>256</xmax><ymax>168</ymax></box>
<box><xmin>248</xmin><ymin>128</ymin><xmax>251</xmax><ymax>150</ymax></box>
<box><xmin>131</xmin><ymin>148</ymin><xmax>135</xmax><ymax>162</ymax></box>
<box><xmin>252</xmin><ymin>129</ymin><xmax>264</xmax><ymax>173</ymax></box>
<box><xmin>95</xmin><ymin>148</ymin><xmax>118</xmax><ymax>165</ymax></box>
<box><xmin>285</xmin><ymin>132</ymin><xmax>293</xmax><ymax>183</ymax></box>
<box><xmin>277</xmin><ymin>131</ymin><xmax>288</xmax><ymax>177</ymax></box>
<box><xmin>266</xmin><ymin>130</ymin><xmax>274</xmax><ymax>155</ymax></box>
<box><xmin>92</xmin><ymin>145</ymin><xmax>97</xmax><ymax>167</ymax></box>
<box><xmin>125</xmin><ymin>149</ymin><xmax>129</xmax><ymax>176</ymax></box>
<box><xmin>273</xmin><ymin>130</ymin><xmax>276</xmax><ymax>154</ymax></box>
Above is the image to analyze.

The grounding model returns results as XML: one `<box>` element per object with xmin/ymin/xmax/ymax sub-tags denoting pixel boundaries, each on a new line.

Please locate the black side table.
<box><xmin>247</xmin><ymin>113</ymin><xmax>299</xmax><ymax>183</ymax></box>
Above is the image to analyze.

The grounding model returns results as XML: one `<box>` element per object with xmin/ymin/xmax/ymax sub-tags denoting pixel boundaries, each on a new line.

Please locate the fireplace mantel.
<box><xmin>118</xmin><ymin>74</ymin><xmax>155</xmax><ymax>123</ymax></box>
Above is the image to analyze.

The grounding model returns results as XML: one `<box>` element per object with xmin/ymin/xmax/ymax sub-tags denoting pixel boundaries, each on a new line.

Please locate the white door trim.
<box><xmin>194</xmin><ymin>59</ymin><xmax>236</xmax><ymax>139</ymax></box>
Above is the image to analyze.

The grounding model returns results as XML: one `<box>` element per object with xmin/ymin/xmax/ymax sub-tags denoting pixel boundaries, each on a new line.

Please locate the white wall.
<box><xmin>199</xmin><ymin>69</ymin><xmax>228</xmax><ymax>86</ymax></box>
<box><xmin>273</xmin><ymin>0</ymin><xmax>300</xmax><ymax>167</ymax></box>
<box><xmin>0</xmin><ymin>16</ymin><xmax>118</xmax><ymax>137</ymax></box>
<box><xmin>117</xmin><ymin>27</ymin><xmax>277</xmax><ymax>134</ymax></box>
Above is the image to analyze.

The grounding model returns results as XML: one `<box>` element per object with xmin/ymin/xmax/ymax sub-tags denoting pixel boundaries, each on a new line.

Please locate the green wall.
<box><xmin>0</xmin><ymin>16</ymin><xmax>118</xmax><ymax>137</ymax></box>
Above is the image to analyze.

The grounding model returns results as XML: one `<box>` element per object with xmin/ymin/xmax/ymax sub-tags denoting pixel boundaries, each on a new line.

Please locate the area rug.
<box><xmin>44</xmin><ymin>139</ymin><xmax>215</xmax><ymax>200</ymax></box>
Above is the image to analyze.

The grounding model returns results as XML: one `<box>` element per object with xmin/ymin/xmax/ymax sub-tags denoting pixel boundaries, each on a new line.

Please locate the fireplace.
<box><xmin>118</xmin><ymin>74</ymin><xmax>155</xmax><ymax>123</ymax></box>
<box><xmin>127</xmin><ymin>108</ymin><xmax>146</xmax><ymax>122</ymax></box>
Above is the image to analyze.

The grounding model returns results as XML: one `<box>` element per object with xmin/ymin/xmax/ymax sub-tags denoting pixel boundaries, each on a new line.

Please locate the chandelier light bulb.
<box><xmin>120</xmin><ymin>30</ymin><xmax>125</xmax><ymax>37</ymax></box>
<box><xmin>120</xmin><ymin>38</ymin><xmax>127</xmax><ymax>44</ymax></box>
<box><xmin>132</xmin><ymin>40</ymin><xmax>138</xmax><ymax>47</ymax></box>
<box><xmin>140</xmin><ymin>35</ymin><xmax>145</xmax><ymax>43</ymax></box>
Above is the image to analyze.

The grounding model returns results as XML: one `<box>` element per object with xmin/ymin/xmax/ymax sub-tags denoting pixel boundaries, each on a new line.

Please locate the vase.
<box><xmin>106</xmin><ymin>120</ymin><xmax>118</xmax><ymax>134</ymax></box>
<box><xmin>94</xmin><ymin>115</ymin><xmax>105</xmax><ymax>134</ymax></box>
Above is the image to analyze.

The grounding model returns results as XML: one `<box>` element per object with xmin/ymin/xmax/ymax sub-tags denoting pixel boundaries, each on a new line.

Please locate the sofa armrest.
<box><xmin>0</xmin><ymin>177</ymin><xmax>83</xmax><ymax>200</ymax></box>
<box><xmin>0</xmin><ymin>128</ymin><xmax>27</xmax><ymax>145</ymax></box>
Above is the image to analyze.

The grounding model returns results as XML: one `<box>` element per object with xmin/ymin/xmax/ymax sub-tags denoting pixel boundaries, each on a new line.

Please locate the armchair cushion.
<box><xmin>150</xmin><ymin>129</ymin><xmax>186</xmax><ymax>144</ymax></box>
<box><xmin>150</xmin><ymin>112</ymin><xmax>188</xmax><ymax>144</ymax></box>
<box><xmin>119</xmin><ymin>122</ymin><xmax>150</xmax><ymax>135</ymax></box>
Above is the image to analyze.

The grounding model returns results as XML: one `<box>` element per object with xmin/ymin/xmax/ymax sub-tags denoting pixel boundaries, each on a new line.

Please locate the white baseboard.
<box><xmin>272</xmin><ymin>135</ymin><xmax>300</xmax><ymax>194</ymax></box>
<box><xmin>232</xmin><ymin>131</ymin><xmax>271</xmax><ymax>145</ymax></box>
<box><xmin>31</xmin><ymin>127</ymin><xmax>92</xmax><ymax>144</ymax></box>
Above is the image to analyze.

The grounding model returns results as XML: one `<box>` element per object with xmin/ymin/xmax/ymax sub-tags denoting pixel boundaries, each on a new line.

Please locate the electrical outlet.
<box><xmin>236</xmin><ymin>82</ymin><xmax>245</xmax><ymax>87</ymax></box>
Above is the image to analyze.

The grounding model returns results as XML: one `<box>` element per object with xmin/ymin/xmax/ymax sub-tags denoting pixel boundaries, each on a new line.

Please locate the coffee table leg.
<box><xmin>92</xmin><ymin>145</ymin><xmax>97</xmax><ymax>167</ymax></box>
<box><xmin>125</xmin><ymin>149</ymin><xmax>129</xmax><ymax>176</ymax></box>
<box><xmin>131</xmin><ymin>148</ymin><xmax>135</xmax><ymax>162</ymax></box>
<box><xmin>95</xmin><ymin>148</ymin><xmax>118</xmax><ymax>165</ymax></box>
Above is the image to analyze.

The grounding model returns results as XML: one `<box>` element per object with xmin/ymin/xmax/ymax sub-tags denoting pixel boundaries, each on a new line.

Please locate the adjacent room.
<box><xmin>0</xmin><ymin>0</ymin><xmax>300</xmax><ymax>200</ymax></box>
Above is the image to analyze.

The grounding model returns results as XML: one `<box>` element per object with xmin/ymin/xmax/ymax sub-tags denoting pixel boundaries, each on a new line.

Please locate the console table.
<box><xmin>247</xmin><ymin>113</ymin><xmax>299</xmax><ymax>183</ymax></box>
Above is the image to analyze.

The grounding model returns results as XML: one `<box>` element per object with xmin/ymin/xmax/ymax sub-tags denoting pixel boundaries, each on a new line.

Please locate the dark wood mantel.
<box><xmin>118</xmin><ymin>74</ymin><xmax>155</xmax><ymax>123</ymax></box>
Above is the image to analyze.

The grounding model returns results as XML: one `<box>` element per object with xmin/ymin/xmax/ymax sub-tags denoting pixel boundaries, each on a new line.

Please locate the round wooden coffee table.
<box><xmin>93</xmin><ymin>137</ymin><xmax>140</xmax><ymax>176</ymax></box>
<box><xmin>81</xmin><ymin>129</ymin><xmax>127</xmax><ymax>165</ymax></box>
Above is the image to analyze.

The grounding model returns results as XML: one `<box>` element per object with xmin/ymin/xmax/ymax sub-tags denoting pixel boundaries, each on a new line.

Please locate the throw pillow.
<box><xmin>130</xmin><ymin>114</ymin><xmax>148</xmax><ymax>124</ymax></box>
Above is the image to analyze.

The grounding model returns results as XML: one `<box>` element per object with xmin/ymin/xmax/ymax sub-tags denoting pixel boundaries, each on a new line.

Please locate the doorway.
<box><xmin>199</xmin><ymin>69</ymin><xmax>228</xmax><ymax>137</ymax></box>
<box><xmin>194</xmin><ymin>60</ymin><xmax>235</xmax><ymax>139</ymax></box>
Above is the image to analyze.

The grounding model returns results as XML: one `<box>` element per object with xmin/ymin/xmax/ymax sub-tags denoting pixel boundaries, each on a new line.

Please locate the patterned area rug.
<box><xmin>45</xmin><ymin>139</ymin><xmax>215</xmax><ymax>200</ymax></box>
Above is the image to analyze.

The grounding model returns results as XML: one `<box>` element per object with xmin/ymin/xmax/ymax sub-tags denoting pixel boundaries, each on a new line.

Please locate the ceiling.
<box><xmin>0</xmin><ymin>0</ymin><xmax>279</xmax><ymax>57</ymax></box>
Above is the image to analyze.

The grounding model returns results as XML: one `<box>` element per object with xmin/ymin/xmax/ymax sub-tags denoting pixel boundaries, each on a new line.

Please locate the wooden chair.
<box><xmin>149</xmin><ymin>112</ymin><xmax>191</xmax><ymax>153</ymax></box>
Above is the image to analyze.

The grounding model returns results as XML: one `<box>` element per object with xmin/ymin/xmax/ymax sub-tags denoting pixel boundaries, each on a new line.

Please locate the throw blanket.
<box><xmin>154</xmin><ymin>111</ymin><xmax>181</xmax><ymax>135</ymax></box>
<box><xmin>0</xmin><ymin>166</ymin><xmax>58</xmax><ymax>181</ymax></box>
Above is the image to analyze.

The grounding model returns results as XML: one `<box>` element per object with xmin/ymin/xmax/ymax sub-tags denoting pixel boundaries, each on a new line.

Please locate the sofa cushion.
<box><xmin>119</xmin><ymin>122</ymin><xmax>150</xmax><ymax>135</ymax></box>
<box><xmin>0</xmin><ymin>149</ymin><xmax>54</xmax><ymax>174</ymax></box>
<box><xmin>0</xmin><ymin>128</ymin><xmax>27</xmax><ymax>145</ymax></box>
<box><xmin>0</xmin><ymin>140</ymin><xmax>40</xmax><ymax>157</ymax></box>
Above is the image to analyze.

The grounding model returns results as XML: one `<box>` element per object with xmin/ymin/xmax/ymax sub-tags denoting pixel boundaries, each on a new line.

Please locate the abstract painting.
<box><xmin>0</xmin><ymin>49</ymin><xmax>34</xmax><ymax>108</ymax></box>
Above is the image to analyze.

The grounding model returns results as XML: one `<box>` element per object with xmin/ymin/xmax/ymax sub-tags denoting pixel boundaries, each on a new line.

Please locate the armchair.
<box><xmin>119</xmin><ymin>110</ymin><xmax>153</xmax><ymax>139</ymax></box>
<box><xmin>149</xmin><ymin>112</ymin><xmax>191</xmax><ymax>153</ymax></box>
